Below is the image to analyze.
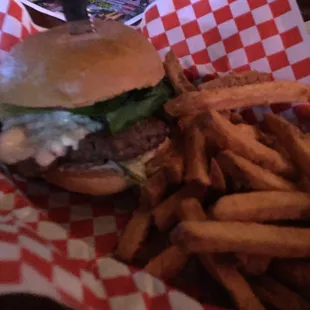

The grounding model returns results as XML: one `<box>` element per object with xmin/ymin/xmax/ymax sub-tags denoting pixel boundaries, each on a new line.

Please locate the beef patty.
<box><xmin>12</xmin><ymin>118</ymin><xmax>169</xmax><ymax>178</ymax></box>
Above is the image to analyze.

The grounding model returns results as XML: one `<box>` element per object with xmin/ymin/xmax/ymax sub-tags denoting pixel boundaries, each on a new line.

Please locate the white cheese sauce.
<box><xmin>0</xmin><ymin>111</ymin><xmax>102</xmax><ymax>166</ymax></box>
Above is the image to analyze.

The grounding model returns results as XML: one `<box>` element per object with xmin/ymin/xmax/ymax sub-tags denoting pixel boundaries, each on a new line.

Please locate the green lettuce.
<box><xmin>0</xmin><ymin>79</ymin><xmax>174</xmax><ymax>134</ymax></box>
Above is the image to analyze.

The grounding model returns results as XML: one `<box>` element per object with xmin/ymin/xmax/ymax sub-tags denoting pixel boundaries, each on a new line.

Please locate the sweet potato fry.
<box><xmin>139</xmin><ymin>169</ymin><xmax>168</xmax><ymax>207</ymax></box>
<box><xmin>164</xmin><ymin>50</ymin><xmax>196</xmax><ymax>94</ymax></box>
<box><xmin>202</xmin><ymin>258</ymin><xmax>265</xmax><ymax>310</ymax></box>
<box><xmin>216</xmin><ymin>151</ymin><xmax>296</xmax><ymax>191</ymax></box>
<box><xmin>144</xmin><ymin>245</ymin><xmax>190</xmax><ymax>281</ymax></box>
<box><xmin>165</xmin><ymin>81</ymin><xmax>310</xmax><ymax>117</ymax></box>
<box><xmin>210</xmin><ymin>158</ymin><xmax>226</xmax><ymax>192</ymax></box>
<box><xmin>116</xmin><ymin>210</ymin><xmax>151</xmax><ymax>262</ymax></box>
<box><xmin>198</xmin><ymin>71</ymin><xmax>271</xmax><ymax>90</ymax></box>
<box><xmin>178</xmin><ymin>197</ymin><xmax>208</xmax><ymax>222</ymax></box>
<box><xmin>265</xmin><ymin>113</ymin><xmax>310</xmax><ymax>179</ymax></box>
<box><xmin>162</xmin><ymin>150</ymin><xmax>184</xmax><ymax>184</ymax></box>
<box><xmin>206</xmin><ymin>110</ymin><xmax>294</xmax><ymax>176</ymax></box>
<box><xmin>236</xmin><ymin>253</ymin><xmax>271</xmax><ymax>275</ymax></box>
<box><xmin>184</xmin><ymin>125</ymin><xmax>211</xmax><ymax>188</ymax></box>
<box><xmin>211</xmin><ymin>191</ymin><xmax>310</xmax><ymax>222</ymax></box>
<box><xmin>171</xmin><ymin>221</ymin><xmax>310</xmax><ymax>257</ymax></box>
<box><xmin>236</xmin><ymin>124</ymin><xmax>262</xmax><ymax>140</ymax></box>
<box><xmin>270</xmin><ymin>259</ymin><xmax>310</xmax><ymax>292</ymax></box>
<box><xmin>153</xmin><ymin>185</ymin><xmax>193</xmax><ymax>231</ymax></box>
<box><xmin>250</xmin><ymin>275</ymin><xmax>310</xmax><ymax>310</ymax></box>
<box><xmin>178</xmin><ymin>198</ymin><xmax>264</xmax><ymax>309</ymax></box>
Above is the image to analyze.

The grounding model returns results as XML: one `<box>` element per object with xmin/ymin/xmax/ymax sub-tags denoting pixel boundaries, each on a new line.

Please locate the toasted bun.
<box><xmin>0</xmin><ymin>19</ymin><xmax>164</xmax><ymax>109</ymax></box>
<box><xmin>44</xmin><ymin>167</ymin><xmax>130</xmax><ymax>196</ymax></box>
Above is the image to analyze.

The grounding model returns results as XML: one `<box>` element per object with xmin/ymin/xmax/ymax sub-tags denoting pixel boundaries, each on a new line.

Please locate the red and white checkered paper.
<box><xmin>0</xmin><ymin>0</ymin><xmax>309</xmax><ymax>309</ymax></box>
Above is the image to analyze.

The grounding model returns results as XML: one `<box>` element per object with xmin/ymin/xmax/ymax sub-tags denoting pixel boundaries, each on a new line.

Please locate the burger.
<box><xmin>0</xmin><ymin>19</ymin><xmax>174</xmax><ymax>195</ymax></box>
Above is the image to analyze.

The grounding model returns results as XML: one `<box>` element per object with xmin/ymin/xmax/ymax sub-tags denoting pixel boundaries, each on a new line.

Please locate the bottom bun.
<box><xmin>44</xmin><ymin>167</ymin><xmax>130</xmax><ymax>196</ymax></box>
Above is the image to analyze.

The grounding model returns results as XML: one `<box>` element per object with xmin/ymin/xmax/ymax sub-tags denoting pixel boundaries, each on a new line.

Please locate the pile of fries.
<box><xmin>115</xmin><ymin>51</ymin><xmax>310</xmax><ymax>310</ymax></box>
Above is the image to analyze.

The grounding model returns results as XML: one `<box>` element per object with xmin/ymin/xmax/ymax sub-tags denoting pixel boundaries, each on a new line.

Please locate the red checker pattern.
<box><xmin>1</xmin><ymin>0</ymin><xmax>310</xmax><ymax>309</ymax></box>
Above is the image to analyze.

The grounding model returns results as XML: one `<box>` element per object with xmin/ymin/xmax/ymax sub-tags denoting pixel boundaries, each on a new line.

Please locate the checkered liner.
<box><xmin>0</xmin><ymin>0</ymin><xmax>309</xmax><ymax>309</ymax></box>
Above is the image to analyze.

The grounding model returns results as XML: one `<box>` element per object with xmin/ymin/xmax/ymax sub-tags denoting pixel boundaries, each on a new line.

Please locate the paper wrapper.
<box><xmin>0</xmin><ymin>0</ymin><xmax>309</xmax><ymax>309</ymax></box>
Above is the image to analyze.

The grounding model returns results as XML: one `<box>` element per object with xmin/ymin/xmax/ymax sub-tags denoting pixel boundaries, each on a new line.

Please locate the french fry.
<box><xmin>178</xmin><ymin>197</ymin><xmax>208</xmax><ymax>222</ymax></box>
<box><xmin>209</xmin><ymin>158</ymin><xmax>226</xmax><ymax>193</ymax></box>
<box><xmin>144</xmin><ymin>245</ymin><xmax>190</xmax><ymax>281</ymax></box>
<box><xmin>153</xmin><ymin>185</ymin><xmax>193</xmax><ymax>231</ymax></box>
<box><xmin>115</xmin><ymin>210</ymin><xmax>151</xmax><ymax>262</ymax></box>
<box><xmin>211</xmin><ymin>191</ymin><xmax>310</xmax><ymax>222</ymax></box>
<box><xmin>206</xmin><ymin>110</ymin><xmax>294</xmax><ymax>176</ymax></box>
<box><xmin>171</xmin><ymin>221</ymin><xmax>310</xmax><ymax>257</ymax></box>
<box><xmin>184</xmin><ymin>125</ymin><xmax>211</xmax><ymax>188</ymax></box>
<box><xmin>165</xmin><ymin>81</ymin><xmax>310</xmax><ymax>117</ymax></box>
<box><xmin>270</xmin><ymin>259</ymin><xmax>310</xmax><ymax>291</ymax></box>
<box><xmin>164</xmin><ymin>50</ymin><xmax>196</xmax><ymax>94</ymax></box>
<box><xmin>236</xmin><ymin>123</ymin><xmax>262</xmax><ymax>140</ymax></box>
<box><xmin>203</xmin><ymin>259</ymin><xmax>265</xmax><ymax>310</ymax></box>
<box><xmin>178</xmin><ymin>198</ymin><xmax>264</xmax><ymax>310</ymax></box>
<box><xmin>265</xmin><ymin>113</ymin><xmax>310</xmax><ymax>179</ymax></box>
<box><xmin>198</xmin><ymin>71</ymin><xmax>271</xmax><ymax>90</ymax></box>
<box><xmin>139</xmin><ymin>169</ymin><xmax>168</xmax><ymax>207</ymax></box>
<box><xmin>250</xmin><ymin>275</ymin><xmax>310</xmax><ymax>310</ymax></box>
<box><xmin>178</xmin><ymin>115</ymin><xmax>195</xmax><ymax>131</ymax></box>
<box><xmin>216</xmin><ymin>151</ymin><xmax>296</xmax><ymax>192</ymax></box>
<box><xmin>236</xmin><ymin>253</ymin><xmax>271</xmax><ymax>276</ymax></box>
<box><xmin>162</xmin><ymin>149</ymin><xmax>184</xmax><ymax>184</ymax></box>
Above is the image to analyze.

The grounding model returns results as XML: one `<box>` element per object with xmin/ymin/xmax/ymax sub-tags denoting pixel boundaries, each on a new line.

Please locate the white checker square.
<box><xmin>93</xmin><ymin>216</ymin><xmax>117</xmax><ymax>236</ymax></box>
<box><xmin>0</xmin><ymin>193</ymin><xmax>15</xmax><ymax>211</ymax></box>
<box><xmin>0</xmin><ymin>49</ymin><xmax>8</xmax><ymax>63</ymax></box>
<box><xmin>177</xmin><ymin>5</ymin><xmax>196</xmax><ymax>25</ymax></box>
<box><xmin>228</xmin><ymin>48</ymin><xmax>248</xmax><ymax>69</ymax></box>
<box><xmin>133</xmin><ymin>271</ymin><xmax>166</xmax><ymax>297</ymax></box>
<box><xmin>157</xmin><ymin>0</ymin><xmax>174</xmax><ymax>17</ymax></box>
<box><xmin>275</xmin><ymin>12</ymin><xmax>298</xmax><ymax>34</ymax></box>
<box><xmin>0</xmin><ymin>241</ymin><xmax>20</xmax><ymax>260</ymax></box>
<box><xmin>166</xmin><ymin>26</ymin><xmax>185</xmax><ymax>45</ymax></box>
<box><xmin>208</xmin><ymin>41</ymin><xmax>226</xmax><ymax>61</ymax></box>
<box><xmin>298</xmin><ymin>76</ymin><xmax>310</xmax><ymax>84</ymax></box>
<box><xmin>2</xmin><ymin>15</ymin><xmax>22</xmax><ymax>37</ymax></box>
<box><xmin>70</xmin><ymin>205</ymin><xmax>93</xmax><ymax>221</ymax></box>
<box><xmin>68</xmin><ymin>239</ymin><xmax>95</xmax><ymax>260</ymax></box>
<box><xmin>249</xmin><ymin>58</ymin><xmax>271</xmax><ymax>73</ymax></box>
<box><xmin>240</xmin><ymin>26</ymin><xmax>261</xmax><ymax>47</ymax></box>
<box><xmin>187</xmin><ymin>35</ymin><xmax>205</xmax><ymax>53</ymax></box>
<box><xmin>197</xmin><ymin>13</ymin><xmax>217</xmax><ymax>33</ymax></box>
<box><xmin>19</xmin><ymin>235</ymin><xmax>52</xmax><ymax>261</ymax></box>
<box><xmin>168</xmin><ymin>291</ymin><xmax>203</xmax><ymax>310</ymax></box>
<box><xmin>146</xmin><ymin>18</ymin><xmax>165</xmax><ymax>38</ymax></box>
<box><xmin>0</xmin><ymin>223</ymin><xmax>18</xmax><ymax>233</ymax></box>
<box><xmin>196</xmin><ymin>63</ymin><xmax>216</xmax><ymax>76</ymax></box>
<box><xmin>97</xmin><ymin>257</ymin><xmax>130</xmax><ymax>278</ymax></box>
<box><xmin>218</xmin><ymin>19</ymin><xmax>238</xmax><ymax>39</ymax></box>
<box><xmin>0</xmin><ymin>0</ymin><xmax>9</xmax><ymax>13</ymax></box>
<box><xmin>81</xmin><ymin>270</ymin><xmax>106</xmax><ymax>298</ymax></box>
<box><xmin>54</xmin><ymin>266</ymin><xmax>83</xmax><ymax>302</ymax></box>
<box><xmin>230</xmin><ymin>0</ymin><xmax>251</xmax><ymax>18</ymax></box>
<box><xmin>13</xmin><ymin>207</ymin><xmax>39</xmax><ymax>223</ymax></box>
<box><xmin>37</xmin><ymin>221</ymin><xmax>68</xmax><ymax>240</ymax></box>
<box><xmin>209</xmin><ymin>0</ymin><xmax>228</xmax><ymax>11</ymax></box>
<box><xmin>279</xmin><ymin>108</ymin><xmax>296</xmax><ymax>121</ymax></box>
<box><xmin>273</xmin><ymin>66</ymin><xmax>295</xmax><ymax>81</ymax></box>
<box><xmin>110</xmin><ymin>293</ymin><xmax>146</xmax><ymax>310</ymax></box>
<box><xmin>179</xmin><ymin>55</ymin><xmax>194</xmax><ymax>69</ymax></box>
<box><xmin>252</xmin><ymin>5</ymin><xmax>273</xmax><ymax>25</ymax></box>
<box><xmin>22</xmin><ymin>10</ymin><xmax>32</xmax><ymax>32</ymax></box>
<box><xmin>157</xmin><ymin>47</ymin><xmax>170</xmax><ymax>61</ymax></box>
<box><xmin>252</xmin><ymin>105</ymin><xmax>272</xmax><ymax>122</ymax></box>
<box><xmin>22</xmin><ymin>264</ymin><xmax>59</xmax><ymax>299</ymax></box>
<box><xmin>286</xmin><ymin>43</ymin><xmax>310</xmax><ymax>65</ymax></box>
<box><xmin>262</xmin><ymin>35</ymin><xmax>284</xmax><ymax>56</ymax></box>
